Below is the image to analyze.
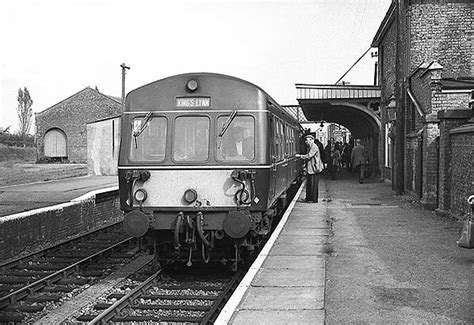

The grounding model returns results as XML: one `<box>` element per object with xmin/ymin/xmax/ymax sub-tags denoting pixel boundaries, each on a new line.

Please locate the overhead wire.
<box><xmin>334</xmin><ymin>46</ymin><xmax>372</xmax><ymax>85</ymax></box>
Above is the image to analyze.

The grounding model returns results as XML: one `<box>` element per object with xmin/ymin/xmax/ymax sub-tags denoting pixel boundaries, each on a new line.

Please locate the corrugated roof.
<box><xmin>295</xmin><ymin>84</ymin><xmax>381</xmax><ymax>101</ymax></box>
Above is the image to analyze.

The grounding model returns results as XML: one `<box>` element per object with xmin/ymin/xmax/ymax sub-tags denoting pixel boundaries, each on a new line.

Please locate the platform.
<box><xmin>0</xmin><ymin>175</ymin><xmax>118</xmax><ymax>218</ymax></box>
<box><xmin>216</xmin><ymin>183</ymin><xmax>328</xmax><ymax>324</ymax></box>
<box><xmin>216</xmin><ymin>170</ymin><xmax>473</xmax><ymax>324</ymax></box>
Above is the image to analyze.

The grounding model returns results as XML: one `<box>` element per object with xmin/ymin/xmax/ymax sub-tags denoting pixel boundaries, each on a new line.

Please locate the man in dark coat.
<box><xmin>351</xmin><ymin>138</ymin><xmax>367</xmax><ymax>183</ymax></box>
<box><xmin>324</xmin><ymin>137</ymin><xmax>338</xmax><ymax>180</ymax></box>
<box><xmin>315</xmin><ymin>138</ymin><xmax>325</xmax><ymax>165</ymax></box>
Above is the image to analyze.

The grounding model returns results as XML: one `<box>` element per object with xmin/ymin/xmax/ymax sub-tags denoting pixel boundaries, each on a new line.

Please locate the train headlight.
<box><xmin>183</xmin><ymin>189</ymin><xmax>198</xmax><ymax>204</ymax></box>
<box><xmin>186</xmin><ymin>79</ymin><xmax>198</xmax><ymax>92</ymax></box>
<box><xmin>134</xmin><ymin>188</ymin><xmax>147</xmax><ymax>203</ymax></box>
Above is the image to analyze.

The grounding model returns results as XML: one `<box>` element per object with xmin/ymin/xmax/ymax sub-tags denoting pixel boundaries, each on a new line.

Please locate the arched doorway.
<box><xmin>44</xmin><ymin>128</ymin><xmax>67</xmax><ymax>158</ymax></box>
<box><xmin>296</xmin><ymin>84</ymin><xmax>381</xmax><ymax>175</ymax></box>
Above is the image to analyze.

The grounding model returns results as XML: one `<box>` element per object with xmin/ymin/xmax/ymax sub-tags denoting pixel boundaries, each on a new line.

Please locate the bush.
<box><xmin>0</xmin><ymin>144</ymin><xmax>36</xmax><ymax>162</ymax></box>
<box><xmin>0</xmin><ymin>132</ymin><xmax>35</xmax><ymax>147</ymax></box>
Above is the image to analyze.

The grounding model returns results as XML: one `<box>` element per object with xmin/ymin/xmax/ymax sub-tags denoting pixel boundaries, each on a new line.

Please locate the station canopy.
<box><xmin>295</xmin><ymin>84</ymin><xmax>381</xmax><ymax>138</ymax></box>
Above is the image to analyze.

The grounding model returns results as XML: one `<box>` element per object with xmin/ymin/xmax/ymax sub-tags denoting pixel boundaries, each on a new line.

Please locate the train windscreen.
<box><xmin>217</xmin><ymin>115</ymin><xmax>255</xmax><ymax>161</ymax></box>
<box><xmin>173</xmin><ymin>116</ymin><xmax>210</xmax><ymax>162</ymax></box>
<box><xmin>129</xmin><ymin>116</ymin><xmax>167</xmax><ymax>162</ymax></box>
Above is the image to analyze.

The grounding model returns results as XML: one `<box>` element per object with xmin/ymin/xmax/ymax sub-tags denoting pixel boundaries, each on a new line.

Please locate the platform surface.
<box><xmin>217</xmin><ymin>171</ymin><xmax>473</xmax><ymax>324</ymax></box>
<box><xmin>216</xmin><ymin>183</ymin><xmax>328</xmax><ymax>324</ymax></box>
<box><xmin>0</xmin><ymin>175</ymin><xmax>118</xmax><ymax>217</ymax></box>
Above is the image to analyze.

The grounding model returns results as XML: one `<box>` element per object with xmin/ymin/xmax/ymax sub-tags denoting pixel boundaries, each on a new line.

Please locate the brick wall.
<box><xmin>403</xmin><ymin>0</ymin><xmax>472</xmax><ymax>208</ymax></box>
<box><xmin>408</xmin><ymin>1</ymin><xmax>473</xmax><ymax>77</ymax></box>
<box><xmin>438</xmin><ymin>110</ymin><xmax>472</xmax><ymax>213</ymax></box>
<box><xmin>0</xmin><ymin>188</ymin><xmax>122</xmax><ymax>261</ymax></box>
<box><xmin>35</xmin><ymin>88</ymin><xmax>121</xmax><ymax>163</ymax></box>
<box><xmin>374</xmin><ymin>0</ymin><xmax>472</xmax><ymax>211</ymax></box>
<box><xmin>380</xmin><ymin>22</ymin><xmax>397</xmax><ymax>101</ymax></box>
<box><xmin>378</xmin><ymin>17</ymin><xmax>397</xmax><ymax>183</ymax></box>
<box><xmin>449</xmin><ymin>125</ymin><xmax>474</xmax><ymax>217</ymax></box>
<box><xmin>421</xmin><ymin>121</ymin><xmax>440</xmax><ymax>208</ymax></box>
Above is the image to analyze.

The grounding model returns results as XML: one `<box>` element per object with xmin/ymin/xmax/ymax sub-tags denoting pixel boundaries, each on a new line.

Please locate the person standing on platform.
<box><xmin>315</xmin><ymin>138</ymin><xmax>325</xmax><ymax>166</ymax></box>
<box><xmin>296</xmin><ymin>134</ymin><xmax>324</xmax><ymax>203</ymax></box>
<box><xmin>351</xmin><ymin>138</ymin><xmax>367</xmax><ymax>183</ymax></box>
<box><xmin>325</xmin><ymin>137</ymin><xmax>338</xmax><ymax>180</ymax></box>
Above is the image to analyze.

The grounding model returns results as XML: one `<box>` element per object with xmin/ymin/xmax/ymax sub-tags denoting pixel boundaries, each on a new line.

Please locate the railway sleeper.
<box><xmin>0</xmin><ymin>277</ymin><xmax>33</xmax><ymax>284</ymax></box>
<box><xmin>56</xmin><ymin>277</ymin><xmax>90</xmax><ymax>285</ymax></box>
<box><xmin>0</xmin><ymin>312</ymin><xmax>25</xmax><ymax>323</ymax></box>
<box><xmin>17</xmin><ymin>264</ymin><xmax>70</xmax><ymax>271</ymax></box>
<box><xmin>0</xmin><ymin>270</ymin><xmax>54</xmax><ymax>277</ymax></box>
<box><xmin>93</xmin><ymin>303</ymin><xmax>210</xmax><ymax>311</ymax></box>
<box><xmin>25</xmin><ymin>294</ymin><xmax>62</xmax><ymax>303</ymax></box>
<box><xmin>4</xmin><ymin>305</ymin><xmax>44</xmax><ymax>313</ymax></box>
<box><xmin>80</xmin><ymin>269</ymin><xmax>113</xmax><ymax>277</ymax></box>
<box><xmin>107</xmin><ymin>293</ymin><xmax>219</xmax><ymax>300</ymax></box>
<box><xmin>42</xmin><ymin>285</ymin><xmax>75</xmax><ymax>293</ymax></box>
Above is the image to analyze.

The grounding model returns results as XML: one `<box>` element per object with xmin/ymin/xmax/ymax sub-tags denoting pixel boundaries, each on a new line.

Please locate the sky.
<box><xmin>0</xmin><ymin>0</ymin><xmax>391</xmax><ymax>133</ymax></box>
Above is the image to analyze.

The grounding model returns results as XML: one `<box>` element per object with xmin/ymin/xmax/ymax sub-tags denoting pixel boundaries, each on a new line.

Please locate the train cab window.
<box><xmin>129</xmin><ymin>116</ymin><xmax>167</xmax><ymax>162</ymax></box>
<box><xmin>216</xmin><ymin>115</ymin><xmax>255</xmax><ymax>161</ymax></box>
<box><xmin>173</xmin><ymin>116</ymin><xmax>210</xmax><ymax>162</ymax></box>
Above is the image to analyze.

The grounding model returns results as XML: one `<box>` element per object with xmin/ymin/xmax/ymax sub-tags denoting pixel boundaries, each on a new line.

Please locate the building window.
<box><xmin>385</xmin><ymin>123</ymin><xmax>393</xmax><ymax>168</ymax></box>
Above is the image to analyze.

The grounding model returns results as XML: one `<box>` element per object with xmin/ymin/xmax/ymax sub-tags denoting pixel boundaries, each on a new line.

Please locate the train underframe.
<box><xmin>142</xmin><ymin>204</ymin><xmax>282</xmax><ymax>271</ymax></box>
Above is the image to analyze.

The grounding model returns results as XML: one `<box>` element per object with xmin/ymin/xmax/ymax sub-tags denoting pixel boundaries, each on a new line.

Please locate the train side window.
<box><xmin>129</xmin><ymin>116</ymin><xmax>167</xmax><ymax>162</ymax></box>
<box><xmin>216</xmin><ymin>115</ymin><xmax>255</xmax><ymax>161</ymax></box>
<box><xmin>277</xmin><ymin>119</ymin><xmax>284</xmax><ymax>161</ymax></box>
<box><xmin>173</xmin><ymin>116</ymin><xmax>210</xmax><ymax>162</ymax></box>
<box><xmin>287</xmin><ymin>126</ymin><xmax>292</xmax><ymax>156</ymax></box>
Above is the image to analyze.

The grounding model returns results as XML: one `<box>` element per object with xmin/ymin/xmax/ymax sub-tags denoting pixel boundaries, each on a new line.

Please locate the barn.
<box><xmin>35</xmin><ymin>87</ymin><xmax>121</xmax><ymax>163</ymax></box>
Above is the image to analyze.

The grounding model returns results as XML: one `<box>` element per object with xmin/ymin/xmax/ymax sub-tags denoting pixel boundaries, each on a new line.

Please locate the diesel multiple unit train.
<box><xmin>119</xmin><ymin>73</ymin><xmax>304</xmax><ymax>269</ymax></box>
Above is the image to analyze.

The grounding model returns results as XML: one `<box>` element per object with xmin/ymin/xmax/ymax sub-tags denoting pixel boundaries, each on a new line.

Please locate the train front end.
<box><xmin>118</xmin><ymin>73</ymin><xmax>275</xmax><ymax>268</ymax></box>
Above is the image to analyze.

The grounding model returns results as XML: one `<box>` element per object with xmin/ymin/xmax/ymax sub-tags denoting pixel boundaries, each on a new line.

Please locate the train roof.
<box><xmin>125</xmin><ymin>72</ymin><xmax>301</xmax><ymax>126</ymax></box>
<box><xmin>126</xmin><ymin>72</ymin><xmax>281</xmax><ymax>109</ymax></box>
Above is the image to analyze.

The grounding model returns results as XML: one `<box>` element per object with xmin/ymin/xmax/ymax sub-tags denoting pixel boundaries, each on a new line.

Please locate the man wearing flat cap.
<box><xmin>296</xmin><ymin>134</ymin><xmax>323</xmax><ymax>203</ymax></box>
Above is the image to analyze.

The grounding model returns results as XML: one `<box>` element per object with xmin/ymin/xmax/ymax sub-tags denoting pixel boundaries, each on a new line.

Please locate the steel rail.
<box><xmin>200</xmin><ymin>269</ymin><xmax>245</xmax><ymax>324</ymax></box>
<box><xmin>89</xmin><ymin>269</ymin><xmax>163</xmax><ymax>324</ymax></box>
<box><xmin>0</xmin><ymin>237</ymin><xmax>133</xmax><ymax>309</ymax></box>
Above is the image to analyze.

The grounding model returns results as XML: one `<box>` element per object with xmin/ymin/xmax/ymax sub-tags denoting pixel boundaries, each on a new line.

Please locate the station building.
<box><xmin>371</xmin><ymin>0</ymin><xmax>473</xmax><ymax>217</ymax></box>
<box><xmin>35</xmin><ymin>87</ymin><xmax>121</xmax><ymax>163</ymax></box>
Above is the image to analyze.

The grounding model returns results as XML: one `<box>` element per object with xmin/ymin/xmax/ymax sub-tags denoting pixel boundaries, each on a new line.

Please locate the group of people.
<box><xmin>296</xmin><ymin>135</ymin><xmax>368</xmax><ymax>203</ymax></box>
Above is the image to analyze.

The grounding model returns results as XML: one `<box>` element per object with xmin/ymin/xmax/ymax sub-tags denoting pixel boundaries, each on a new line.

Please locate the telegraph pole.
<box><xmin>120</xmin><ymin>63</ymin><xmax>130</xmax><ymax>113</ymax></box>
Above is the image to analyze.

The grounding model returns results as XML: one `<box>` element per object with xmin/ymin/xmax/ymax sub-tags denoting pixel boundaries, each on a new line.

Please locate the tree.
<box><xmin>17</xmin><ymin>87</ymin><xmax>33</xmax><ymax>138</ymax></box>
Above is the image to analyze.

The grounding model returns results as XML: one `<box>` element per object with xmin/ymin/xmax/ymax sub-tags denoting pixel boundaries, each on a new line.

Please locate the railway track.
<box><xmin>74</xmin><ymin>265</ymin><xmax>244</xmax><ymax>324</ymax></box>
<box><xmin>0</xmin><ymin>222</ymin><xmax>137</xmax><ymax>323</ymax></box>
<box><xmin>0</xmin><ymin>188</ymin><xmax>296</xmax><ymax>323</ymax></box>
